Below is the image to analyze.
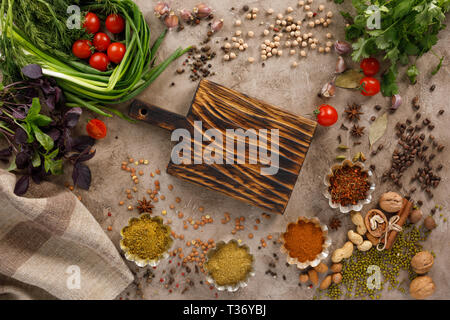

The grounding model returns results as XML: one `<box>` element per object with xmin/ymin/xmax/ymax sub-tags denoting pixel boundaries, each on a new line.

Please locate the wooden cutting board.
<box><xmin>129</xmin><ymin>80</ymin><xmax>317</xmax><ymax>214</ymax></box>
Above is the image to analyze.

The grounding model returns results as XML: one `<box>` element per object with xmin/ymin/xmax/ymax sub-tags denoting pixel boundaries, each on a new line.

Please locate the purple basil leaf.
<box><xmin>14</xmin><ymin>175</ymin><xmax>30</xmax><ymax>196</ymax></box>
<box><xmin>0</xmin><ymin>146</ymin><xmax>12</xmax><ymax>160</ymax></box>
<box><xmin>12</xmin><ymin>109</ymin><xmax>27</xmax><ymax>120</ymax></box>
<box><xmin>45</xmin><ymin>95</ymin><xmax>56</xmax><ymax>111</ymax></box>
<box><xmin>72</xmin><ymin>135</ymin><xmax>95</xmax><ymax>153</ymax></box>
<box><xmin>14</xmin><ymin>127</ymin><xmax>28</xmax><ymax>144</ymax></box>
<box><xmin>77</xmin><ymin>148</ymin><xmax>96</xmax><ymax>163</ymax></box>
<box><xmin>15</xmin><ymin>151</ymin><xmax>31</xmax><ymax>169</ymax></box>
<box><xmin>64</xmin><ymin>108</ymin><xmax>82</xmax><ymax>128</ymax></box>
<box><xmin>55</xmin><ymin>87</ymin><xmax>63</xmax><ymax>103</ymax></box>
<box><xmin>47</xmin><ymin>128</ymin><xmax>61</xmax><ymax>142</ymax></box>
<box><xmin>72</xmin><ymin>162</ymin><xmax>91</xmax><ymax>190</ymax></box>
<box><xmin>21</xmin><ymin>64</ymin><xmax>43</xmax><ymax>80</ymax></box>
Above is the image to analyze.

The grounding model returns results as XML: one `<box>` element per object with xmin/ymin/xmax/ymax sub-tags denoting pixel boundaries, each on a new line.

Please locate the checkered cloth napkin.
<box><xmin>0</xmin><ymin>170</ymin><xmax>133</xmax><ymax>300</ymax></box>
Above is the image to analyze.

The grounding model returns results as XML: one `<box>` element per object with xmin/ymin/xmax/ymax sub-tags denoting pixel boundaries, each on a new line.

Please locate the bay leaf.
<box><xmin>335</xmin><ymin>69</ymin><xmax>365</xmax><ymax>89</ymax></box>
<box><xmin>369</xmin><ymin>112</ymin><xmax>388</xmax><ymax>147</ymax></box>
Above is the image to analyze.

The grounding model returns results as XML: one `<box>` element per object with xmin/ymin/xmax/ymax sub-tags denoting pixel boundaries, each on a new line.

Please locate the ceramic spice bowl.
<box><xmin>280</xmin><ymin>216</ymin><xmax>332</xmax><ymax>269</ymax></box>
<box><xmin>204</xmin><ymin>239</ymin><xmax>255</xmax><ymax>292</ymax></box>
<box><xmin>324</xmin><ymin>160</ymin><xmax>376</xmax><ymax>214</ymax></box>
<box><xmin>120</xmin><ymin>214</ymin><xmax>173</xmax><ymax>268</ymax></box>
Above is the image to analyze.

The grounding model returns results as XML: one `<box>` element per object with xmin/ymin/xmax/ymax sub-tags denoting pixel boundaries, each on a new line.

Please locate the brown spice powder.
<box><xmin>283</xmin><ymin>221</ymin><xmax>324</xmax><ymax>262</ymax></box>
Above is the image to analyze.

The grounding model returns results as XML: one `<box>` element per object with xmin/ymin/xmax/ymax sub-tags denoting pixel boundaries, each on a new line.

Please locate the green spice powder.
<box><xmin>316</xmin><ymin>224</ymin><xmax>429</xmax><ymax>300</ymax></box>
<box><xmin>205</xmin><ymin>241</ymin><xmax>253</xmax><ymax>286</ymax></box>
<box><xmin>122</xmin><ymin>216</ymin><xmax>171</xmax><ymax>260</ymax></box>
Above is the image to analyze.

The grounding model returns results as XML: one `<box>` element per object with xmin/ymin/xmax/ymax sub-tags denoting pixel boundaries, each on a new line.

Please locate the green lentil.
<box><xmin>315</xmin><ymin>224</ymin><xmax>429</xmax><ymax>300</ymax></box>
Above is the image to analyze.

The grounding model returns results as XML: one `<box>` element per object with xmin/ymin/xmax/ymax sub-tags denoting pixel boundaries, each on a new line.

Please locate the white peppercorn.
<box><xmin>292</xmin><ymin>61</ymin><xmax>298</xmax><ymax>67</ymax></box>
<box><xmin>290</xmin><ymin>49</ymin><xmax>296</xmax><ymax>55</ymax></box>
<box><xmin>261</xmin><ymin>55</ymin><xmax>267</xmax><ymax>60</ymax></box>
<box><xmin>327</xmin><ymin>11</ymin><xmax>333</xmax><ymax>18</ymax></box>
<box><xmin>267</xmin><ymin>8</ymin><xmax>274</xmax><ymax>15</ymax></box>
<box><xmin>300</xmin><ymin>50</ymin><xmax>307</xmax><ymax>57</ymax></box>
<box><xmin>230</xmin><ymin>52</ymin><xmax>237</xmax><ymax>59</ymax></box>
<box><xmin>235</xmin><ymin>20</ymin><xmax>242</xmax><ymax>26</ymax></box>
<box><xmin>308</xmin><ymin>21</ymin><xmax>315</xmax><ymax>27</ymax></box>
<box><xmin>248</xmin><ymin>31</ymin><xmax>254</xmax><ymax>38</ymax></box>
<box><xmin>319</xmin><ymin>4</ymin><xmax>325</xmax><ymax>11</ymax></box>
<box><xmin>248</xmin><ymin>57</ymin><xmax>255</xmax><ymax>63</ymax></box>
<box><xmin>223</xmin><ymin>54</ymin><xmax>230</xmax><ymax>61</ymax></box>
<box><xmin>287</xmin><ymin>7</ymin><xmax>294</xmax><ymax>13</ymax></box>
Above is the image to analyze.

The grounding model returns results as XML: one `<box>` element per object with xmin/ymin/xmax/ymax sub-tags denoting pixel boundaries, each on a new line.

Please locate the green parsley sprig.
<box><xmin>340</xmin><ymin>0</ymin><xmax>449</xmax><ymax>96</ymax></box>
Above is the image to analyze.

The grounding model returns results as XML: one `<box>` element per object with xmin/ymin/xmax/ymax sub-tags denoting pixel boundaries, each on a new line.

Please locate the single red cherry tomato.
<box><xmin>360</xmin><ymin>57</ymin><xmax>380</xmax><ymax>76</ymax></box>
<box><xmin>89</xmin><ymin>52</ymin><xmax>109</xmax><ymax>71</ymax></box>
<box><xmin>360</xmin><ymin>77</ymin><xmax>381</xmax><ymax>96</ymax></box>
<box><xmin>72</xmin><ymin>39</ymin><xmax>92</xmax><ymax>59</ymax></box>
<box><xmin>93</xmin><ymin>33</ymin><xmax>111</xmax><ymax>52</ymax></box>
<box><xmin>105</xmin><ymin>14</ymin><xmax>125</xmax><ymax>34</ymax></box>
<box><xmin>107</xmin><ymin>42</ymin><xmax>126</xmax><ymax>64</ymax></box>
<box><xmin>86</xmin><ymin>119</ymin><xmax>107</xmax><ymax>140</ymax></box>
<box><xmin>315</xmin><ymin>104</ymin><xmax>338</xmax><ymax>127</ymax></box>
<box><xmin>83</xmin><ymin>12</ymin><xmax>100</xmax><ymax>34</ymax></box>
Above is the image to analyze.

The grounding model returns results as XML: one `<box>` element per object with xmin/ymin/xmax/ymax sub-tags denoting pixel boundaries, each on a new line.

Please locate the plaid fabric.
<box><xmin>0</xmin><ymin>170</ymin><xmax>133</xmax><ymax>300</ymax></box>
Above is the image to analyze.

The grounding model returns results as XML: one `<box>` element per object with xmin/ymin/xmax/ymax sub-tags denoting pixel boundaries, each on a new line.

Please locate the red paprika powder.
<box><xmin>283</xmin><ymin>220</ymin><xmax>324</xmax><ymax>262</ymax></box>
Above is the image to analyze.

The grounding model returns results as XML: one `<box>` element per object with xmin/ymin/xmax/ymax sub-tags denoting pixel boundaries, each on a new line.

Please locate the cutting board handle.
<box><xmin>128</xmin><ymin>99</ymin><xmax>186</xmax><ymax>131</ymax></box>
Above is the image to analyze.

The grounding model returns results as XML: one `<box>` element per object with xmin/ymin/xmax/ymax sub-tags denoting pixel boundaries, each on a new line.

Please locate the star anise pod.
<box><xmin>350</xmin><ymin>124</ymin><xmax>365</xmax><ymax>138</ymax></box>
<box><xmin>345</xmin><ymin>103</ymin><xmax>364</xmax><ymax>122</ymax></box>
<box><xmin>329</xmin><ymin>217</ymin><xmax>341</xmax><ymax>230</ymax></box>
<box><xmin>137</xmin><ymin>197</ymin><xmax>154</xmax><ymax>214</ymax></box>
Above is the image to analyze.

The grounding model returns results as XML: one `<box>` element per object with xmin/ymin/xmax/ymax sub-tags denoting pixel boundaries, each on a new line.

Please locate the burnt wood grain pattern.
<box><xmin>129</xmin><ymin>100</ymin><xmax>187</xmax><ymax>131</ymax></box>
<box><xmin>166</xmin><ymin>80</ymin><xmax>317</xmax><ymax>214</ymax></box>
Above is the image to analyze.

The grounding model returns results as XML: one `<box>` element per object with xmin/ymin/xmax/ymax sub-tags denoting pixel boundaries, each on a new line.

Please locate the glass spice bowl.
<box><xmin>323</xmin><ymin>159</ymin><xmax>376</xmax><ymax>214</ymax></box>
<box><xmin>119</xmin><ymin>214</ymin><xmax>173</xmax><ymax>268</ymax></box>
<box><xmin>280</xmin><ymin>216</ymin><xmax>332</xmax><ymax>269</ymax></box>
<box><xmin>204</xmin><ymin>239</ymin><xmax>255</xmax><ymax>293</ymax></box>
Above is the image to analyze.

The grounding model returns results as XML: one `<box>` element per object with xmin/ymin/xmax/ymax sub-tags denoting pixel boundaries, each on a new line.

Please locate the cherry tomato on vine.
<box><xmin>359</xmin><ymin>77</ymin><xmax>380</xmax><ymax>96</ymax></box>
<box><xmin>89</xmin><ymin>52</ymin><xmax>109</xmax><ymax>71</ymax></box>
<box><xmin>107</xmin><ymin>42</ymin><xmax>126</xmax><ymax>64</ymax></box>
<box><xmin>86</xmin><ymin>119</ymin><xmax>107</xmax><ymax>140</ymax></box>
<box><xmin>83</xmin><ymin>12</ymin><xmax>100</xmax><ymax>34</ymax></box>
<box><xmin>72</xmin><ymin>39</ymin><xmax>92</xmax><ymax>59</ymax></box>
<box><xmin>105</xmin><ymin>14</ymin><xmax>125</xmax><ymax>34</ymax></box>
<box><xmin>360</xmin><ymin>57</ymin><xmax>380</xmax><ymax>76</ymax></box>
<box><xmin>93</xmin><ymin>33</ymin><xmax>111</xmax><ymax>52</ymax></box>
<box><xmin>315</xmin><ymin>104</ymin><xmax>338</xmax><ymax>127</ymax></box>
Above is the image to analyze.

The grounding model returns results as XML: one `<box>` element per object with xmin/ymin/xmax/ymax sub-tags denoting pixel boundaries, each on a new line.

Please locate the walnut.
<box><xmin>379</xmin><ymin>192</ymin><xmax>403</xmax><ymax>213</ymax></box>
<box><xmin>411</xmin><ymin>251</ymin><xmax>434</xmax><ymax>274</ymax></box>
<box><xmin>409</xmin><ymin>209</ymin><xmax>423</xmax><ymax>224</ymax></box>
<box><xmin>409</xmin><ymin>276</ymin><xmax>435</xmax><ymax>300</ymax></box>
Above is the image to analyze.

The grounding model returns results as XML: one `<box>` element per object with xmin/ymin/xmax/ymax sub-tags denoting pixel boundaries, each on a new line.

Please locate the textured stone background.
<box><xmin>3</xmin><ymin>0</ymin><xmax>450</xmax><ymax>300</ymax></box>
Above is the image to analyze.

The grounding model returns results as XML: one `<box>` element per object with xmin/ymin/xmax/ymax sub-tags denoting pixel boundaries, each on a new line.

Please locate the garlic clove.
<box><xmin>321</xmin><ymin>80</ymin><xmax>336</xmax><ymax>98</ymax></box>
<box><xmin>154</xmin><ymin>2</ymin><xmax>170</xmax><ymax>18</ymax></box>
<box><xmin>391</xmin><ymin>94</ymin><xmax>402</xmax><ymax>110</ymax></box>
<box><xmin>164</xmin><ymin>13</ymin><xmax>179</xmax><ymax>29</ymax></box>
<box><xmin>194</xmin><ymin>3</ymin><xmax>212</xmax><ymax>18</ymax></box>
<box><xmin>211</xmin><ymin>19</ymin><xmax>224</xmax><ymax>32</ymax></box>
<box><xmin>179</xmin><ymin>9</ymin><xmax>194</xmax><ymax>22</ymax></box>
<box><xmin>335</xmin><ymin>56</ymin><xmax>346</xmax><ymax>73</ymax></box>
<box><xmin>334</xmin><ymin>40</ymin><xmax>352</xmax><ymax>55</ymax></box>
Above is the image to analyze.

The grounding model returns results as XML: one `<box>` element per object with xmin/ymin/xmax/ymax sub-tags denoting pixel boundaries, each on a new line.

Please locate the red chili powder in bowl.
<box><xmin>282</xmin><ymin>220</ymin><xmax>324</xmax><ymax>262</ymax></box>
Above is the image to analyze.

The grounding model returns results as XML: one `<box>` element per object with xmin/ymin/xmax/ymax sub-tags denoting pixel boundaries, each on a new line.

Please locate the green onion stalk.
<box><xmin>0</xmin><ymin>0</ymin><xmax>190</xmax><ymax>120</ymax></box>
